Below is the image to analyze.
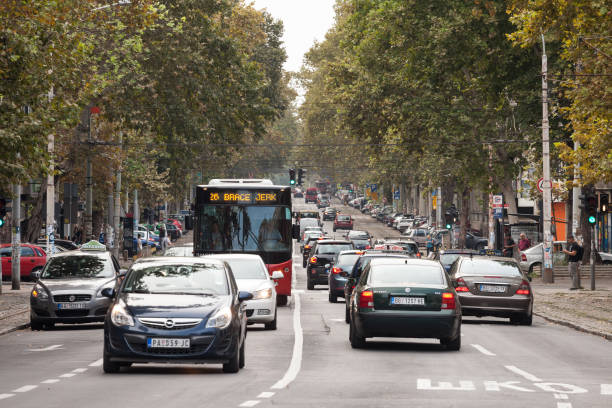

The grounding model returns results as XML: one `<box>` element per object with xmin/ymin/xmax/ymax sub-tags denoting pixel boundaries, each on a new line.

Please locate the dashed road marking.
<box><xmin>89</xmin><ymin>359</ymin><xmax>103</xmax><ymax>367</ymax></box>
<box><xmin>471</xmin><ymin>344</ymin><xmax>496</xmax><ymax>356</ymax></box>
<box><xmin>12</xmin><ymin>385</ymin><xmax>37</xmax><ymax>393</ymax></box>
<box><xmin>602</xmin><ymin>384</ymin><xmax>612</xmax><ymax>395</ymax></box>
<box><xmin>41</xmin><ymin>379</ymin><xmax>59</xmax><ymax>384</ymax></box>
<box><xmin>29</xmin><ymin>344</ymin><xmax>63</xmax><ymax>352</ymax></box>
<box><xmin>239</xmin><ymin>401</ymin><xmax>260</xmax><ymax>407</ymax></box>
<box><xmin>257</xmin><ymin>392</ymin><xmax>275</xmax><ymax>399</ymax></box>
<box><xmin>554</xmin><ymin>394</ymin><xmax>568</xmax><ymax>399</ymax></box>
<box><xmin>72</xmin><ymin>368</ymin><xmax>87</xmax><ymax>373</ymax></box>
<box><xmin>59</xmin><ymin>373</ymin><xmax>76</xmax><ymax>378</ymax></box>
<box><xmin>505</xmin><ymin>365</ymin><xmax>542</xmax><ymax>382</ymax></box>
<box><xmin>557</xmin><ymin>403</ymin><xmax>572</xmax><ymax>408</ymax></box>
<box><xmin>483</xmin><ymin>381</ymin><xmax>533</xmax><ymax>392</ymax></box>
<box><xmin>0</xmin><ymin>394</ymin><xmax>15</xmax><ymax>400</ymax></box>
<box><xmin>417</xmin><ymin>379</ymin><xmax>476</xmax><ymax>391</ymax></box>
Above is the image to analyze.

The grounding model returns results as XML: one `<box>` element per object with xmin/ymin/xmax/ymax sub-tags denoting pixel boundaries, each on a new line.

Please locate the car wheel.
<box><xmin>441</xmin><ymin>327</ymin><xmax>461</xmax><ymax>351</ymax></box>
<box><xmin>307</xmin><ymin>278</ymin><xmax>314</xmax><ymax>290</ymax></box>
<box><xmin>265</xmin><ymin>309</ymin><xmax>277</xmax><ymax>330</ymax></box>
<box><xmin>103</xmin><ymin>351</ymin><xmax>121</xmax><ymax>373</ymax></box>
<box><xmin>476</xmin><ymin>244</ymin><xmax>485</xmax><ymax>251</ymax></box>
<box><xmin>329</xmin><ymin>292</ymin><xmax>337</xmax><ymax>303</ymax></box>
<box><xmin>223</xmin><ymin>346</ymin><xmax>240</xmax><ymax>373</ymax></box>
<box><xmin>349</xmin><ymin>320</ymin><xmax>366</xmax><ymax>349</ymax></box>
<box><xmin>528</xmin><ymin>263</ymin><xmax>541</xmax><ymax>275</ymax></box>
<box><xmin>276</xmin><ymin>295</ymin><xmax>288</xmax><ymax>307</ymax></box>
<box><xmin>30</xmin><ymin>318</ymin><xmax>43</xmax><ymax>331</ymax></box>
<box><xmin>238</xmin><ymin>341</ymin><xmax>245</xmax><ymax>369</ymax></box>
<box><xmin>119</xmin><ymin>362</ymin><xmax>132</xmax><ymax>368</ymax></box>
<box><xmin>345</xmin><ymin>306</ymin><xmax>350</xmax><ymax>324</ymax></box>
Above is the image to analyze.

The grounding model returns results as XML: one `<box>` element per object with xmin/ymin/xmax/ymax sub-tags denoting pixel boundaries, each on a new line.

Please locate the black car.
<box><xmin>306</xmin><ymin>240</ymin><xmax>354</xmax><ymax>290</ymax></box>
<box><xmin>328</xmin><ymin>250</ymin><xmax>362</xmax><ymax>303</ymax></box>
<box><xmin>302</xmin><ymin>232</ymin><xmax>325</xmax><ymax>267</ymax></box>
<box><xmin>348</xmin><ymin>259</ymin><xmax>461</xmax><ymax>350</ymax></box>
<box><xmin>344</xmin><ymin>250</ymin><xmax>416</xmax><ymax>323</ymax></box>
<box><xmin>322</xmin><ymin>208</ymin><xmax>338</xmax><ymax>221</ymax></box>
<box><xmin>347</xmin><ymin>230</ymin><xmax>372</xmax><ymax>250</ymax></box>
<box><xmin>465</xmin><ymin>232</ymin><xmax>488</xmax><ymax>250</ymax></box>
<box><xmin>102</xmin><ymin>257</ymin><xmax>252</xmax><ymax>373</ymax></box>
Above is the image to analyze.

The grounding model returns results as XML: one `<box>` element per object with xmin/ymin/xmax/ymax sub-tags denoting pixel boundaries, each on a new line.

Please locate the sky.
<box><xmin>251</xmin><ymin>0</ymin><xmax>337</xmax><ymax>73</ymax></box>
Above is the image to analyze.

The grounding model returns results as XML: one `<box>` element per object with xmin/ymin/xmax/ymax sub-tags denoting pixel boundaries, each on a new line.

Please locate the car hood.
<box><xmin>235</xmin><ymin>279</ymin><xmax>272</xmax><ymax>293</ymax></box>
<box><xmin>121</xmin><ymin>293</ymin><xmax>227</xmax><ymax>319</ymax></box>
<box><xmin>39</xmin><ymin>277</ymin><xmax>114</xmax><ymax>292</ymax></box>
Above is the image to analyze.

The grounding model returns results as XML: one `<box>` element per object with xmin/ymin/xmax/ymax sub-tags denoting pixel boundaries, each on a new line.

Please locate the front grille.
<box><xmin>138</xmin><ymin>317</ymin><xmax>202</xmax><ymax>330</ymax></box>
<box><xmin>56</xmin><ymin>309</ymin><xmax>89</xmax><ymax>317</ymax></box>
<box><xmin>246</xmin><ymin>310</ymin><xmax>254</xmax><ymax>317</ymax></box>
<box><xmin>53</xmin><ymin>294</ymin><xmax>91</xmax><ymax>302</ymax></box>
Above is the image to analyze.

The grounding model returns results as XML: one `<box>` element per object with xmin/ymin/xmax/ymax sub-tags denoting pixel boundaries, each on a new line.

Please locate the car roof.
<box><xmin>459</xmin><ymin>255</ymin><xmax>519</xmax><ymax>264</ymax></box>
<box><xmin>370</xmin><ymin>258</ymin><xmax>441</xmax><ymax>267</ymax></box>
<box><xmin>204</xmin><ymin>253</ymin><xmax>264</xmax><ymax>262</ymax></box>
<box><xmin>361</xmin><ymin>252</ymin><xmax>413</xmax><ymax>258</ymax></box>
<box><xmin>440</xmin><ymin>249</ymin><xmax>479</xmax><ymax>255</ymax></box>
<box><xmin>315</xmin><ymin>239</ymin><xmax>352</xmax><ymax>244</ymax></box>
<box><xmin>338</xmin><ymin>250</ymin><xmax>364</xmax><ymax>256</ymax></box>
<box><xmin>132</xmin><ymin>257</ymin><xmax>227</xmax><ymax>269</ymax></box>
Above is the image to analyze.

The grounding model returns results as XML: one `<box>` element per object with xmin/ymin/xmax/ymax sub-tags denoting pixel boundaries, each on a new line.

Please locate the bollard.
<box><xmin>123</xmin><ymin>250</ymin><xmax>128</xmax><ymax>262</ymax></box>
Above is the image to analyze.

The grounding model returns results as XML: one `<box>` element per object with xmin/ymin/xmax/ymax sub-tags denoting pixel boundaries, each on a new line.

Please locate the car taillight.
<box><xmin>365</xmin><ymin>245</ymin><xmax>371</xmax><ymax>249</ymax></box>
<box><xmin>516</xmin><ymin>280</ymin><xmax>530</xmax><ymax>295</ymax></box>
<box><xmin>455</xmin><ymin>277</ymin><xmax>470</xmax><ymax>292</ymax></box>
<box><xmin>332</xmin><ymin>267</ymin><xmax>342</xmax><ymax>274</ymax></box>
<box><xmin>304</xmin><ymin>245</ymin><xmax>311</xmax><ymax>249</ymax></box>
<box><xmin>359</xmin><ymin>290</ymin><xmax>374</xmax><ymax>309</ymax></box>
<box><xmin>310</xmin><ymin>256</ymin><xmax>317</xmax><ymax>264</ymax></box>
<box><xmin>416</xmin><ymin>252</ymin><xmax>421</xmax><ymax>258</ymax></box>
<box><xmin>441</xmin><ymin>292</ymin><xmax>456</xmax><ymax>309</ymax></box>
<box><xmin>521</xmin><ymin>253</ymin><xmax>527</xmax><ymax>262</ymax></box>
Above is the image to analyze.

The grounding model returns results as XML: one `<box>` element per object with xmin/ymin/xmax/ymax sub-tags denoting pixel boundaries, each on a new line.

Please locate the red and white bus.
<box><xmin>193</xmin><ymin>179</ymin><xmax>293</xmax><ymax>305</ymax></box>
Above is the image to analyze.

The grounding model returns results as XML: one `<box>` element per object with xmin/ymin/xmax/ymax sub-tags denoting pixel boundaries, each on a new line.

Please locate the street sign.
<box><xmin>493</xmin><ymin>207</ymin><xmax>503</xmax><ymax>219</ymax></box>
<box><xmin>536</xmin><ymin>177</ymin><xmax>552</xmax><ymax>193</ymax></box>
<box><xmin>492</xmin><ymin>195</ymin><xmax>503</xmax><ymax>207</ymax></box>
<box><xmin>394</xmin><ymin>190</ymin><xmax>400</xmax><ymax>200</ymax></box>
<box><xmin>370</xmin><ymin>184</ymin><xmax>377</xmax><ymax>192</ymax></box>
<box><xmin>432</xmin><ymin>196</ymin><xmax>437</xmax><ymax>209</ymax></box>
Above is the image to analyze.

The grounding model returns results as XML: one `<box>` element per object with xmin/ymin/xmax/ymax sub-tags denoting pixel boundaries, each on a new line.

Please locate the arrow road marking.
<box><xmin>29</xmin><ymin>344</ymin><xmax>62</xmax><ymax>352</ymax></box>
<box><xmin>505</xmin><ymin>365</ymin><xmax>542</xmax><ymax>382</ymax></box>
<box><xmin>554</xmin><ymin>394</ymin><xmax>568</xmax><ymax>399</ymax></box>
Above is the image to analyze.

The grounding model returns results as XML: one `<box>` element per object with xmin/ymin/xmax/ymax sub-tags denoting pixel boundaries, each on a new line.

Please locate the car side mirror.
<box><xmin>271</xmin><ymin>270</ymin><xmax>284</xmax><ymax>280</ymax></box>
<box><xmin>238</xmin><ymin>291</ymin><xmax>253</xmax><ymax>302</ymax></box>
<box><xmin>31</xmin><ymin>270</ymin><xmax>42</xmax><ymax>281</ymax></box>
<box><xmin>101</xmin><ymin>287</ymin><xmax>115</xmax><ymax>298</ymax></box>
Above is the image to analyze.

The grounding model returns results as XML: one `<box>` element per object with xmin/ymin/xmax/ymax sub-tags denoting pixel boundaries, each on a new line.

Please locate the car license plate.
<box><xmin>479</xmin><ymin>284</ymin><xmax>506</xmax><ymax>293</ymax></box>
<box><xmin>57</xmin><ymin>303</ymin><xmax>87</xmax><ymax>310</ymax></box>
<box><xmin>147</xmin><ymin>338</ymin><xmax>190</xmax><ymax>348</ymax></box>
<box><xmin>390</xmin><ymin>296</ymin><xmax>425</xmax><ymax>305</ymax></box>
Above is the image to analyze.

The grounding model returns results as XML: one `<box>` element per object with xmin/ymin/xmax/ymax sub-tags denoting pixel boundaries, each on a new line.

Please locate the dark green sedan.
<box><xmin>348</xmin><ymin>259</ymin><xmax>461</xmax><ymax>350</ymax></box>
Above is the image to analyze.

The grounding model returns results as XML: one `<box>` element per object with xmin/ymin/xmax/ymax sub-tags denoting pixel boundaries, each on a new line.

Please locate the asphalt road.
<box><xmin>0</xmin><ymin>198</ymin><xmax>610</xmax><ymax>408</ymax></box>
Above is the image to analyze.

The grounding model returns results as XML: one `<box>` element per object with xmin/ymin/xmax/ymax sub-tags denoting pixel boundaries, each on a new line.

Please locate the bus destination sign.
<box><xmin>206</xmin><ymin>190</ymin><xmax>280</xmax><ymax>204</ymax></box>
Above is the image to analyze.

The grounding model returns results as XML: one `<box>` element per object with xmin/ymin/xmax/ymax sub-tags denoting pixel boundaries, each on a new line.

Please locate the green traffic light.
<box><xmin>0</xmin><ymin>219</ymin><xmax>3</xmax><ymax>227</ymax></box>
<box><xmin>290</xmin><ymin>180</ymin><xmax>295</xmax><ymax>185</ymax></box>
<box><xmin>588</xmin><ymin>215</ymin><xmax>596</xmax><ymax>224</ymax></box>
<box><xmin>446</xmin><ymin>224</ymin><xmax>451</xmax><ymax>229</ymax></box>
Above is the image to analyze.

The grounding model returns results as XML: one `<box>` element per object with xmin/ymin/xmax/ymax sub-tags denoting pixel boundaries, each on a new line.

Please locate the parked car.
<box><xmin>1</xmin><ymin>243</ymin><xmax>47</xmax><ymax>279</ymax></box>
<box><xmin>328</xmin><ymin>250</ymin><xmax>362</xmax><ymax>303</ymax></box>
<box><xmin>465</xmin><ymin>232</ymin><xmax>488</xmax><ymax>250</ymax></box>
<box><xmin>333</xmin><ymin>214</ymin><xmax>353</xmax><ymax>232</ymax></box>
<box><xmin>448</xmin><ymin>255</ymin><xmax>533</xmax><ymax>325</ymax></box>
<box><xmin>306</xmin><ymin>240</ymin><xmax>354</xmax><ymax>290</ymax></box>
<box><xmin>30</xmin><ymin>240</ymin><xmax>123</xmax><ymax>330</ymax></box>
<box><xmin>102</xmin><ymin>257</ymin><xmax>251</xmax><ymax>373</ymax></box>
<box><xmin>519</xmin><ymin>241</ymin><xmax>567</xmax><ymax>274</ymax></box>
<box><xmin>348</xmin><ymin>258</ymin><xmax>461</xmax><ymax>349</ymax></box>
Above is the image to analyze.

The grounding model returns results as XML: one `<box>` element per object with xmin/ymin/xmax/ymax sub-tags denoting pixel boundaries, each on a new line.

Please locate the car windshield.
<box><xmin>316</xmin><ymin>244</ymin><xmax>353</xmax><ymax>254</ymax></box>
<box><xmin>337</xmin><ymin>216</ymin><xmax>350</xmax><ymax>221</ymax></box>
<box><xmin>440</xmin><ymin>254</ymin><xmax>462</xmax><ymax>266</ymax></box>
<box><xmin>459</xmin><ymin>259</ymin><xmax>522</xmax><ymax>277</ymax></box>
<box><xmin>123</xmin><ymin>263</ymin><xmax>229</xmax><ymax>295</ymax></box>
<box><xmin>41</xmin><ymin>255</ymin><xmax>114</xmax><ymax>279</ymax></box>
<box><xmin>352</xmin><ymin>239</ymin><xmax>370</xmax><ymax>246</ymax></box>
<box><xmin>336</xmin><ymin>253</ymin><xmax>361</xmax><ymax>267</ymax></box>
<box><xmin>370</xmin><ymin>264</ymin><xmax>444</xmax><ymax>285</ymax></box>
<box><xmin>225</xmin><ymin>259</ymin><xmax>268</xmax><ymax>280</ymax></box>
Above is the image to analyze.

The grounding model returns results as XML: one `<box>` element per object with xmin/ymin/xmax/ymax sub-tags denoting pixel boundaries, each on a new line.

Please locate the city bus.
<box><xmin>193</xmin><ymin>179</ymin><xmax>293</xmax><ymax>305</ymax></box>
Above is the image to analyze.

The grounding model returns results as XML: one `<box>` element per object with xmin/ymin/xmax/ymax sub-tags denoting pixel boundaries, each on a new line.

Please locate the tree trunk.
<box><xmin>579</xmin><ymin>187</ymin><xmax>591</xmax><ymax>265</ymax></box>
<box><xmin>458</xmin><ymin>187</ymin><xmax>470</xmax><ymax>248</ymax></box>
<box><xmin>500</xmin><ymin>178</ymin><xmax>518</xmax><ymax>225</ymax></box>
<box><xmin>23</xmin><ymin>190</ymin><xmax>46</xmax><ymax>244</ymax></box>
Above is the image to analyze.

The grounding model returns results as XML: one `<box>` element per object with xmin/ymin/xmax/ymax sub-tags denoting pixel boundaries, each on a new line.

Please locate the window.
<box><xmin>42</xmin><ymin>255</ymin><xmax>114</xmax><ymax>279</ymax></box>
<box><xmin>369</xmin><ymin>264</ymin><xmax>444</xmax><ymax>285</ymax></box>
<box><xmin>34</xmin><ymin>248</ymin><xmax>44</xmax><ymax>257</ymax></box>
<box><xmin>336</xmin><ymin>253</ymin><xmax>361</xmax><ymax>268</ymax></box>
<box><xmin>20</xmin><ymin>247</ymin><xmax>35</xmax><ymax>257</ymax></box>
<box><xmin>316</xmin><ymin>244</ymin><xmax>353</xmax><ymax>255</ymax></box>
<box><xmin>459</xmin><ymin>259</ymin><xmax>522</xmax><ymax>277</ymax></box>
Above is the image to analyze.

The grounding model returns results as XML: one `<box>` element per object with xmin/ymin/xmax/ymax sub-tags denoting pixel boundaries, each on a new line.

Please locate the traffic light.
<box><xmin>289</xmin><ymin>169</ymin><xmax>296</xmax><ymax>185</ymax></box>
<box><xmin>297</xmin><ymin>168</ymin><xmax>304</xmax><ymax>185</ymax></box>
<box><xmin>0</xmin><ymin>198</ymin><xmax>6</xmax><ymax>227</ymax></box>
<box><xmin>586</xmin><ymin>191</ymin><xmax>597</xmax><ymax>225</ymax></box>
<box><xmin>444</xmin><ymin>204</ymin><xmax>458</xmax><ymax>229</ymax></box>
<box><xmin>600</xmin><ymin>194</ymin><xmax>609</xmax><ymax>213</ymax></box>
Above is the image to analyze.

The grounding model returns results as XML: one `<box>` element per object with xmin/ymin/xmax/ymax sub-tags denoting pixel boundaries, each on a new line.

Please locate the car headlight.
<box><xmin>96</xmin><ymin>280</ymin><xmax>116</xmax><ymax>298</ymax></box>
<box><xmin>252</xmin><ymin>288</ymin><xmax>273</xmax><ymax>300</ymax></box>
<box><xmin>110</xmin><ymin>301</ymin><xmax>134</xmax><ymax>327</ymax></box>
<box><xmin>31</xmin><ymin>284</ymin><xmax>49</xmax><ymax>301</ymax></box>
<box><xmin>205</xmin><ymin>306</ymin><xmax>232</xmax><ymax>329</ymax></box>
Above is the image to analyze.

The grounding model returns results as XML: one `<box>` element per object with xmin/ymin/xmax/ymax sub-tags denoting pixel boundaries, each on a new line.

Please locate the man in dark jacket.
<box><xmin>562</xmin><ymin>235</ymin><xmax>583</xmax><ymax>290</ymax></box>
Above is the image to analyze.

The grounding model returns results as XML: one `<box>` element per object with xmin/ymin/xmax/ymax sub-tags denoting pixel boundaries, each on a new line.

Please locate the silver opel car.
<box><xmin>30</xmin><ymin>240</ymin><xmax>124</xmax><ymax>330</ymax></box>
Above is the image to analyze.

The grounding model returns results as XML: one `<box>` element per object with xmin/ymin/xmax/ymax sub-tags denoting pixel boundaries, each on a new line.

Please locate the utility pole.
<box><xmin>11</xmin><ymin>184</ymin><xmax>21</xmax><ymax>290</ymax></box>
<box><xmin>541</xmin><ymin>34</ymin><xmax>554</xmax><ymax>283</ymax></box>
<box><xmin>134</xmin><ymin>189</ymin><xmax>139</xmax><ymax>229</ymax></box>
<box><xmin>113</xmin><ymin>133</ymin><xmax>122</xmax><ymax>260</ymax></box>
<box><xmin>590</xmin><ymin>223</ymin><xmax>595</xmax><ymax>290</ymax></box>
<box><xmin>572</xmin><ymin>141</ymin><xmax>580</xmax><ymax>237</ymax></box>
<box><xmin>46</xmin><ymin>133</ymin><xmax>55</xmax><ymax>256</ymax></box>
<box><xmin>85</xmin><ymin>108</ymin><xmax>93</xmax><ymax>241</ymax></box>
<box><xmin>436</xmin><ymin>187</ymin><xmax>442</xmax><ymax>229</ymax></box>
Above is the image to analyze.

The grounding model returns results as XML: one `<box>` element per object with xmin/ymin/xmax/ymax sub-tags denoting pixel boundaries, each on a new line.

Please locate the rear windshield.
<box><xmin>225</xmin><ymin>259</ymin><xmax>268</xmax><ymax>280</ymax></box>
<box><xmin>42</xmin><ymin>255</ymin><xmax>114</xmax><ymax>279</ymax></box>
<box><xmin>459</xmin><ymin>259</ymin><xmax>522</xmax><ymax>277</ymax></box>
<box><xmin>337</xmin><ymin>215</ymin><xmax>350</xmax><ymax>221</ymax></box>
<box><xmin>316</xmin><ymin>244</ymin><xmax>353</xmax><ymax>254</ymax></box>
<box><xmin>336</xmin><ymin>253</ymin><xmax>361</xmax><ymax>267</ymax></box>
<box><xmin>370</xmin><ymin>264</ymin><xmax>444</xmax><ymax>285</ymax></box>
<box><xmin>352</xmin><ymin>239</ymin><xmax>370</xmax><ymax>246</ymax></box>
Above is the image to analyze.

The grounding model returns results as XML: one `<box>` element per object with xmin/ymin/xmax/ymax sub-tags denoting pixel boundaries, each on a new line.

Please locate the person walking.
<box><xmin>518</xmin><ymin>233</ymin><xmax>531</xmax><ymax>251</ymax></box>
<box><xmin>426</xmin><ymin>234</ymin><xmax>434</xmax><ymax>256</ymax></box>
<box><xmin>159</xmin><ymin>223</ymin><xmax>167</xmax><ymax>252</ymax></box>
<box><xmin>503</xmin><ymin>234</ymin><xmax>516</xmax><ymax>258</ymax></box>
<box><xmin>562</xmin><ymin>235</ymin><xmax>583</xmax><ymax>290</ymax></box>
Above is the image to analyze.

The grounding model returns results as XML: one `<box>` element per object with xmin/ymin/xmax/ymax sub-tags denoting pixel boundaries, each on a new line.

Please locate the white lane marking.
<box><xmin>554</xmin><ymin>394</ymin><xmax>568</xmax><ymax>399</ymax></box>
<box><xmin>505</xmin><ymin>365</ymin><xmax>542</xmax><ymax>382</ymax></box>
<box><xmin>534</xmin><ymin>383</ymin><xmax>587</xmax><ymax>394</ymax></box>
<box><xmin>59</xmin><ymin>373</ymin><xmax>76</xmax><ymax>378</ymax></box>
<box><xmin>417</xmin><ymin>379</ymin><xmax>475</xmax><ymax>391</ymax></box>
<box><xmin>41</xmin><ymin>379</ymin><xmax>59</xmax><ymax>384</ymax></box>
<box><xmin>29</xmin><ymin>344</ymin><xmax>62</xmax><ymax>352</ymax></box>
<box><xmin>602</xmin><ymin>384</ymin><xmax>612</xmax><ymax>395</ymax></box>
<box><xmin>72</xmin><ymin>368</ymin><xmax>87</xmax><ymax>373</ymax></box>
<box><xmin>12</xmin><ymin>385</ymin><xmax>37</xmax><ymax>393</ymax></box>
<box><xmin>0</xmin><ymin>394</ymin><xmax>15</xmax><ymax>400</ymax></box>
<box><xmin>89</xmin><ymin>359</ymin><xmax>103</xmax><ymax>367</ymax></box>
<box><xmin>484</xmin><ymin>381</ymin><xmax>533</xmax><ymax>392</ymax></box>
<box><xmin>471</xmin><ymin>344</ymin><xmax>496</xmax><ymax>356</ymax></box>
<box><xmin>270</xmin><ymin>292</ymin><xmax>303</xmax><ymax>390</ymax></box>
<box><xmin>557</xmin><ymin>403</ymin><xmax>572</xmax><ymax>408</ymax></box>
<box><xmin>257</xmin><ymin>392</ymin><xmax>275</xmax><ymax>399</ymax></box>
<box><xmin>239</xmin><ymin>401</ymin><xmax>260</xmax><ymax>407</ymax></box>
<box><xmin>329</xmin><ymin>318</ymin><xmax>345</xmax><ymax>322</ymax></box>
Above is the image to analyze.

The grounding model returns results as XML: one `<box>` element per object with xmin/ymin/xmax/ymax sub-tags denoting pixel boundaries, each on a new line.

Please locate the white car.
<box><xmin>205</xmin><ymin>254</ymin><xmax>283</xmax><ymax>330</ymax></box>
<box><xmin>519</xmin><ymin>241</ymin><xmax>567</xmax><ymax>274</ymax></box>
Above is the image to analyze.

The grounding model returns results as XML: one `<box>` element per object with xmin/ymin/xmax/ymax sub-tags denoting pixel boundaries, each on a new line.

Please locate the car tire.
<box><xmin>528</xmin><ymin>263</ymin><xmax>541</xmax><ymax>275</ymax></box>
<box><xmin>333</xmin><ymin>228</ymin><xmax>336</xmax><ymax>232</ymax></box>
<box><xmin>30</xmin><ymin>318</ymin><xmax>43</xmax><ymax>331</ymax></box>
<box><xmin>238</xmin><ymin>341</ymin><xmax>246</xmax><ymax>369</ymax></box>
<box><xmin>119</xmin><ymin>362</ymin><xmax>132</xmax><ymax>368</ymax></box>
<box><xmin>265</xmin><ymin>309</ymin><xmax>277</xmax><ymax>330</ymax></box>
<box><xmin>276</xmin><ymin>295</ymin><xmax>288</xmax><ymax>307</ymax></box>
<box><xmin>223</xmin><ymin>346</ymin><xmax>240</xmax><ymax>373</ymax></box>
<box><xmin>328</xmin><ymin>292</ymin><xmax>337</xmax><ymax>303</ymax></box>
<box><xmin>103</xmin><ymin>351</ymin><xmax>121</xmax><ymax>373</ymax></box>
<box><xmin>307</xmin><ymin>278</ymin><xmax>314</xmax><ymax>290</ymax></box>
<box><xmin>441</xmin><ymin>327</ymin><xmax>461</xmax><ymax>351</ymax></box>
<box><xmin>349</xmin><ymin>319</ymin><xmax>366</xmax><ymax>349</ymax></box>
<box><xmin>345</xmin><ymin>306</ymin><xmax>350</xmax><ymax>324</ymax></box>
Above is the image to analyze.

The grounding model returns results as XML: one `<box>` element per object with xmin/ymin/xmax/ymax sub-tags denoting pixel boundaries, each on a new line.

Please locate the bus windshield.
<box><xmin>196</xmin><ymin>205</ymin><xmax>292</xmax><ymax>253</ymax></box>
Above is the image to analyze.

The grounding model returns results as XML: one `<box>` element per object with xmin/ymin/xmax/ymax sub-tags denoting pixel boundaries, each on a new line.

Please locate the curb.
<box><xmin>0</xmin><ymin>322</ymin><xmax>30</xmax><ymax>336</ymax></box>
<box><xmin>534</xmin><ymin>312</ymin><xmax>612</xmax><ymax>341</ymax></box>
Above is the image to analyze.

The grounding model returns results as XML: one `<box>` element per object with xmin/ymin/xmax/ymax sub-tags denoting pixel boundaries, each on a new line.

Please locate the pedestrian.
<box><xmin>562</xmin><ymin>235</ymin><xmax>583</xmax><ymax>290</ymax></box>
<box><xmin>426</xmin><ymin>234</ymin><xmax>434</xmax><ymax>256</ymax></box>
<box><xmin>503</xmin><ymin>234</ymin><xmax>516</xmax><ymax>258</ymax></box>
<box><xmin>518</xmin><ymin>233</ymin><xmax>531</xmax><ymax>251</ymax></box>
<box><xmin>159</xmin><ymin>223</ymin><xmax>167</xmax><ymax>252</ymax></box>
